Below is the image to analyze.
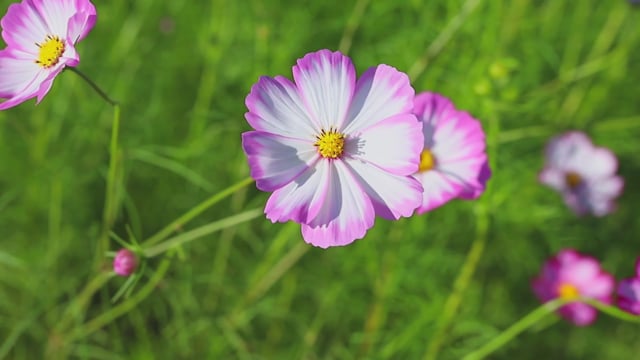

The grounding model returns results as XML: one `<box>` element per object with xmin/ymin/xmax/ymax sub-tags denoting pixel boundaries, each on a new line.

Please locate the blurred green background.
<box><xmin>1</xmin><ymin>0</ymin><xmax>640</xmax><ymax>358</ymax></box>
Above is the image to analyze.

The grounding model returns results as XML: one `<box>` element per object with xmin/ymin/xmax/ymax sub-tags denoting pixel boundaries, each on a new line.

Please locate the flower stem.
<box><xmin>142</xmin><ymin>208</ymin><xmax>263</xmax><ymax>257</ymax></box>
<box><xmin>462</xmin><ymin>299</ymin><xmax>566</xmax><ymax>360</ymax></box>
<box><xmin>142</xmin><ymin>176</ymin><xmax>256</xmax><ymax>246</ymax></box>
<box><xmin>67</xmin><ymin>67</ymin><xmax>118</xmax><ymax>106</ymax></box>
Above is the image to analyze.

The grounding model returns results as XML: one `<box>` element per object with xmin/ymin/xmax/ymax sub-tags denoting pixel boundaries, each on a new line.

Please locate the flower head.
<box><xmin>617</xmin><ymin>257</ymin><xmax>640</xmax><ymax>315</ymax></box>
<box><xmin>412</xmin><ymin>92</ymin><xmax>490</xmax><ymax>213</ymax></box>
<box><xmin>113</xmin><ymin>249</ymin><xmax>137</xmax><ymax>277</ymax></box>
<box><xmin>242</xmin><ymin>49</ymin><xmax>424</xmax><ymax>248</ymax></box>
<box><xmin>0</xmin><ymin>0</ymin><xmax>97</xmax><ymax>110</ymax></box>
<box><xmin>539</xmin><ymin>131</ymin><xmax>623</xmax><ymax>216</ymax></box>
<box><xmin>532</xmin><ymin>249</ymin><xmax>614</xmax><ymax>326</ymax></box>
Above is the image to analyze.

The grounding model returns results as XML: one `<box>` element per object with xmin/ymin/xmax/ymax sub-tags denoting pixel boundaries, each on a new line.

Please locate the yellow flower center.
<box><xmin>558</xmin><ymin>283</ymin><xmax>580</xmax><ymax>300</ymax></box>
<box><xmin>36</xmin><ymin>35</ymin><xmax>65</xmax><ymax>68</ymax></box>
<box><xmin>565</xmin><ymin>172</ymin><xmax>582</xmax><ymax>189</ymax></box>
<box><xmin>418</xmin><ymin>149</ymin><xmax>436</xmax><ymax>172</ymax></box>
<box><xmin>315</xmin><ymin>128</ymin><xmax>345</xmax><ymax>159</ymax></box>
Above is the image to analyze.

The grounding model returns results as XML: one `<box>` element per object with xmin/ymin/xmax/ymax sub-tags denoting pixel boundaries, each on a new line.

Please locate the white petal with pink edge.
<box><xmin>264</xmin><ymin>159</ymin><xmax>332</xmax><ymax>225</ymax></box>
<box><xmin>343</xmin><ymin>64</ymin><xmax>414</xmax><ymax>134</ymax></box>
<box><xmin>245</xmin><ymin>76</ymin><xmax>317</xmax><ymax>139</ymax></box>
<box><xmin>242</xmin><ymin>131</ymin><xmax>318</xmax><ymax>192</ymax></box>
<box><xmin>347</xmin><ymin>114</ymin><xmax>422</xmax><ymax>175</ymax></box>
<box><xmin>292</xmin><ymin>50</ymin><xmax>355</xmax><ymax>130</ymax></box>
<box><xmin>301</xmin><ymin>160</ymin><xmax>375</xmax><ymax>248</ymax></box>
<box><xmin>414</xmin><ymin>170</ymin><xmax>463</xmax><ymax>213</ymax></box>
<box><xmin>0</xmin><ymin>49</ymin><xmax>54</xmax><ymax>109</ymax></box>
<box><xmin>345</xmin><ymin>158</ymin><xmax>422</xmax><ymax>220</ymax></box>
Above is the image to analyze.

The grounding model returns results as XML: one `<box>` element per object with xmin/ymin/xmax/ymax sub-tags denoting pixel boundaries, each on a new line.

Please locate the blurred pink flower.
<box><xmin>242</xmin><ymin>49</ymin><xmax>424</xmax><ymax>248</ymax></box>
<box><xmin>0</xmin><ymin>0</ymin><xmax>97</xmax><ymax>110</ymax></box>
<box><xmin>113</xmin><ymin>249</ymin><xmax>137</xmax><ymax>277</ymax></box>
<box><xmin>532</xmin><ymin>249</ymin><xmax>614</xmax><ymax>326</ymax></box>
<box><xmin>539</xmin><ymin>131</ymin><xmax>623</xmax><ymax>216</ymax></box>
<box><xmin>412</xmin><ymin>92</ymin><xmax>490</xmax><ymax>213</ymax></box>
<box><xmin>617</xmin><ymin>257</ymin><xmax>640</xmax><ymax>315</ymax></box>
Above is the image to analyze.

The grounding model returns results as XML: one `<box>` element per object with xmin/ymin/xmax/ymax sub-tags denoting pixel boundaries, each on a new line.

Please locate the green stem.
<box><xmin>67</xmin><ymin>67</ymin><xmax>118</xmax><ymax>106</ymax></box>
<box><xmin>69</xmin><ymin>257</ymin><xmax>172</xmax><ymax>341</ymax></box>
<box><xmin>462</xmin><ymin>299</ymin><xmax>566</xmax><ymax>360</ymax></box>
<box><xmin>142</xmin><ymin>176</ymin><xmax>255</xmax><ymax>246</ymax></box>
<box><xmin>142</xmin><ymin>208</ymin><xmax>263</xmax><ymax>257</ymax></box>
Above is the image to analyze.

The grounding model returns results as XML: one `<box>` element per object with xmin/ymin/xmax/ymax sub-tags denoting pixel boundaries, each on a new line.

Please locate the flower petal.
<box><xmin>66</xmin><ymin>0</ymin><xmax>97</xmax><ymax>42</ymax></box>
<box><xmin>347</xmin><ymin>114</ymin><xmax>423</xmax><ymax>175</ymax></box>
<box><xmin>414</xmin><ymin>170</ymin><xmax>463</xmax><ymax>213</ymax></box>
<box><xmin>264</xmin><ymin>159</ymin><xmax>331</xmax><ymax>225</ymax></box>
<box><xmin>343</xmin><ymin>64</ymin><xmax>414</xmax><ymax>134</ymax></box>
<box><xmin>245</xmin><ymin>75</ymin><xmax>317</xmax><ymax>139</ymax></box>
<box><xmin>301</xmin><ymin>160</ymin><xmax>375</xmax><ymax>248</ymax></box>
<box><xmin>1</xmin><ymin>0</ymin><xmax>47</xmax><ymax>53</ymax></box>
<box><xmin>344</xmin><ymin>158</ymin><xmax>422</xmax><ymax>220</ymax></box>
<box><xmin>414</xmin><ymin>92</ymin><xmax>456</xmax><ymax>149</ymax></box>
<box><xmin>292</xmin><ymin>49</ymin><xmax>355</xmax><ymax>130</ymax></box>
<box><xmin>579</xmin><ymin>147</ymin><xmax>618</xmax><ymax>179</ymax></box>
<box><xmin>0</xmin><ymin>48</ymin><xmax>55</xmax><ymax>110</ymax></box>
<box><xmin>242</xmin><ymin>131</ymin><xmax>318</xmax><ymax>192</ymax></box>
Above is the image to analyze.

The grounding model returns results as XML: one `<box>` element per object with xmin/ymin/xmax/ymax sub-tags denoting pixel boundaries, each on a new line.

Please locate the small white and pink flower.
<box><xmin>532</xmin><ymin>249</ymin><xmax>614</xmax><ymax>326</ymax></box>
<box><xmin>539</xmin><ymin>131</ymin><xmax>623</xmax><ymax>216</ymax></box>
<box><xmin>242</xmin><ymin>49</ymin><xmax>424</xmax><ymax>248</ymax></box>
<box><xmin>0</xmin><ymin>0</ymin><xmax>97</xmax><ymax>110</ymax></box>
<box><xmin>412</xmin><ymin>92</ymin><xmax>490</xmax><ymax>213</ymax></box>
<box><xmin>617</xmin><ymin>257</ymin><xmax>640</xmax><ymax>315</ymax></box>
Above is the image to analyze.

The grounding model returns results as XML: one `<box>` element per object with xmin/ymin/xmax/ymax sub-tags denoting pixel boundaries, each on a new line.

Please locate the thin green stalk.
<box><xmin>67</xmin><ymin>67</ymin><xmax>118</xmax><ymax>106</ymax></box>
<box><xmin>423</xmin><ymin>204</ymin><xmax>489</xmax><ymax>360</ymax></box>
<box><xmin>142</xmin><ymin>208</ymin><xmax>263</xmax><ymax>257</ymax></box>
<box><xmin>338</xmin><ymin>0</ymin><xmax>371</xmax><ymax>54</ymax></box>
<box><xmin>408</xmin><ymin>0</ymin><xmax>483</xmax><ymax>80</ymax></box>
<box><xmin>462</xmin><ymin>299</ymin><xmax>566</xmax><ymax>360</ymax></box>
<box><xmin>142</xmin><ymin>176</ymin><xmax>255</xmax><ymax>246</ymax></box>
<box><xmin>69</xmin><ymin>257</ymin><xmax>172</xmax><ymax>341</ymax></box>
<box><xmin>55</xmin><ymin>272</ymin><xmax>114</xmax><ymax>334</ymax></box>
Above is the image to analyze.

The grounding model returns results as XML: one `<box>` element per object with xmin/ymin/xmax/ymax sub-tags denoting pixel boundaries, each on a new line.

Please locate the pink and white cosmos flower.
<box><xmin>412</xmin><ymin>92</ymin><xmax>490</xmax><ymax>213</ymax></box>
<box><xmin>242</xmin><ymin>49</ymin><xmax>424</xmax><ymax>248</ymax></box>
<box><xmin>617</xmin><ymin>257</ymin><xmax>640</xmax><ymax>315</ymax></box>
<box><xmin>539</xmin><ymin>131</ymin><xmax>623</xmax><ymax>216</ymax></box>
<box><xmin>532</xmin><ymin>249</ymin><xmax>614</xmax><ymax>326</ymax></box>
<box><xmin>0</xmin><ymin>0</ymin><xmax>97</xmax><ymax>110</ymax></box>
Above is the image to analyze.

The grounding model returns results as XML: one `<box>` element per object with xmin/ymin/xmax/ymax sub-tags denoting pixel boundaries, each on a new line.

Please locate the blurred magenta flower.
<box><xmin>617</xmin><ymin>257</ymin><xmax>640</xmax><ymax>315</ymax></box>
<box><xmin>0</xmin><ymin>0</ymin><xmax>97</xmax><ymax>110</ymax></box>
<box><xmin>113</xmin><ymin>249</ymin><xmax>137</xmax><ymax>277</ymax></box>
<box><xmin>532</xmin><ymin>249</ymin><xmax>614</xmax><ymax>326</ymax></box>
<box><xmin>242</xmin><ymin>49</ymin><xmax>423</xmax><ymax>248</ymax></box>
<box><xmin>412</xmin><ymin>92</ymin><xmax>490</xmax><ymax>213</ymax></box>
<box><xmin>539</xmin><ymin>131</ymin><xmax>623</xmax><ymax>216</ymax></box>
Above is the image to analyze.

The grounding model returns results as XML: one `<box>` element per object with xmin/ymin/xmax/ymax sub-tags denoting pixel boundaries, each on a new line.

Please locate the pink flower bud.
<box><xmin>113</xmin><ymin>249</ymin><xmax>137</xmax><ymax>276</ymax></box>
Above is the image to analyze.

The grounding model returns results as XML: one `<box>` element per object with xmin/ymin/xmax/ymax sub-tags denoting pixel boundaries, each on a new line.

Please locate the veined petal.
<box><xmin>347</xmin><ymin>114</ymin><xmax>423</xmax><ymax>175</ymax></box>
<box><xmin>301</xmin><ymin>160</ymin><xmax>375</xmax><ymax>248</ymax></box>
<box><xmin>414</xmin><ymin>170</ymin><xmax>463</xmax><ymax>213</ymax></box>
<box><xmin>343</xmin><ymin>64</ymin><xmax>414</xmax><ymax>134</ymax></box>
<box><xmin>414</xmin><ymin>92</ymin><xmax>456</xmax><ymax>149</ymax></box>
<box><xmin>1</xmin><ymin>1</ymin><xmax>47</xmax><ymax>53</ymax></box>
<box><xmin>432</xmin><ymin>111</ymin><xmax>486</xmax><ymax>163</ymax></box>
<box><xmin>265</xmin><ymin>159</ymin><xmax>332</xmax><ymax>225</ymax></box>
<box><xmin>345</xmin><ymin>158</ymin><xmax>422</xmax><ymax>220</ymax></box>
<box><xmin>29</xmin><ymin>0</ymin><xmax>78</xmax><ymax>38</ymax></box>
<box><xmin>242</xmin><ymin>131</ymin><xmax>318</xmax><ymax>192</ymax></box>
<box><xmin>292</xmin><ymin>49</ymin><xmax>355</xmax><ymax>130</ymax></box>
<box><xmin>67</xmin><ymin>0</ymin><xmax>96</xmax><ymax>42</ymax></box>
<box><xmin>245</xmin><ymin>75</ymin><xmax>317</xmax><ymax>139</ymax></box>
<box><xmin>0</xmin><ymin>48</ymin><xmax>54</xmax><ymax>109</ymax></box>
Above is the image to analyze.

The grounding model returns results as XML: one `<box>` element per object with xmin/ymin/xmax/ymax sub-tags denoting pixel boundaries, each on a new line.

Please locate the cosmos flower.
<box><xmin>113</xmin><ymin>249</ymin><xmax>137</xmax><ymax>277</ymax></box>
<box><xmin>532</xmin><ymin>249</ymin><xmax>614</xmax><ymax>326</ymax></box>
<box><xmin>617</xmin><ymin>257</ymin><xmax>640</xmax><ymax>315</ymax></box>
<box><xmin>412</xmin><ymin>92</ymin><xmax>490</xmax><ymax>213</ymax></box>
<box><xmin>242</xmin><ymin>49</ymin><xmax>424</xmax><ymax>248</ymax></box>
<box><xmin>539</xmin><ymin>131</ymin><xmax>623</xmax><ymax>216</ymax></box>
<box><xmin>0</xmin><ymin>0</ymin><xmax>97</xmax><ymax>110</ymax></box>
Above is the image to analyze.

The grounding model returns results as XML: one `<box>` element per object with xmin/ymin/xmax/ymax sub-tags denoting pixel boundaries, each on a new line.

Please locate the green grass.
<box><xmin>1</xmin><ymin>0</ymin><xmax>640</xmax><ymax>358</ymax></box>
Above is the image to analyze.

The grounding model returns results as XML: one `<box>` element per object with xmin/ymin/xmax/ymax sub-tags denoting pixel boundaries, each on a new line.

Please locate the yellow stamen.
<box><xmin>314</xmin><ymin>128</ymin><xmax>345</xmax><ymax>159</ymax></box>
<box><xmin>558</xmin><ymin>283</ymin><xmax>580</xmax><ymax>300</ymax></box>
<box><xmin>35</xmin><ymin>35</ymin><xmax>65</xmax><ymax>68</ymax></box>
<box><xmin>565</xmin><ymin>172</ymin><xmax>582</xmax><ymax>189</ymax></box>
<box><xmin>418</xmin><ymin>149</ymin><xmax>436</xmax><ymax>172</ymax></box>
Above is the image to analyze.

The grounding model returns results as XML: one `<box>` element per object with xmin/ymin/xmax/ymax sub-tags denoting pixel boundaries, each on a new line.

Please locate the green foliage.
<box><xmin>1</xmin><ymin>0</ymin><xmax>639</xmax><ymax>358</ymax></box>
